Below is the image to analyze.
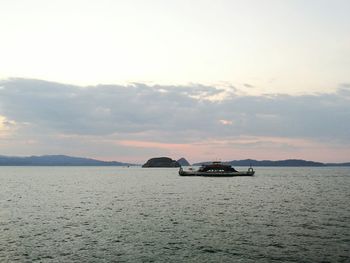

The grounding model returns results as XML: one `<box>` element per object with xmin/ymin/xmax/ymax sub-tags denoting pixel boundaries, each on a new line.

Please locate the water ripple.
<box><xmin>0</xmin><ymin>166</ymin><xmax>349</xmax><ymax>262</ymax></box>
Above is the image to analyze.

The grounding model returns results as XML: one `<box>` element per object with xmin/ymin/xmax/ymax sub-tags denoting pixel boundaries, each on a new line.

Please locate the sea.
<box><xmin>0</xmin><ymin>166</ymin><xmax>349</xmax><ymax>263</ymax></box>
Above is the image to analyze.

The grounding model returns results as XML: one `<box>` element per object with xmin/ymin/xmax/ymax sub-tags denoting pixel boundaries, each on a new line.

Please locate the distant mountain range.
<box><xmin>193</xmin><ymin>159</ymin><xmax>350</xmax><ymax>167</ymax></box>
<box><xmin>0</xmin><ymin>155</ymin><xmax>132</xmax><ymax>166</ymax></box>
<box><xmin>0</xmin><ymin>155</ymin><xmax>349</xmax><ymax>167</ymax></box>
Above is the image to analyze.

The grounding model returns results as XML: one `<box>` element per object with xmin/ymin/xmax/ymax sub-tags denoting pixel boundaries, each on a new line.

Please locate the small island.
<box><xmin>142</xmin><ymin>157</ymin><xmax>180</xmax><ymax>168</ymax></box>
<box><xmin>177</xmin><ymin>157</ymin><xmax>190</xmax><ymax>166</ymax></box>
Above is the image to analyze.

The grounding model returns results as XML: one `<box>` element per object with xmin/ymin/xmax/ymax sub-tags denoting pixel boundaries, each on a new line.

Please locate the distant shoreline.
<box><xmin>0</xmin><ymin>155</ymin><xmax>133</xmax><ymax>167</ymax></box>
<box><xmin>193</xmin><ymin>159</ymin><xmax>350</xmax><ymax>167</ymax></box>
<box><xmin>0</xmin><ymin>155</ymin><xmax>349</xmax><ymax>167</ymax></box>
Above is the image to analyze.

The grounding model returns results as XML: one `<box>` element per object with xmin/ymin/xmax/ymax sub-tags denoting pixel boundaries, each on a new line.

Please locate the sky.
<box><xmin>0</xmin><ymin>0</ymin><xmax>349</xmax><ymax>163</ymax></box>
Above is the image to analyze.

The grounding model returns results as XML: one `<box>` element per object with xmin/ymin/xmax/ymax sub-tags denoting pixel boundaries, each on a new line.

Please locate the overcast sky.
<box><xmin>1</xmin><ymin>79</ymin><xmax>349</xmax><ymax>163</ymax></box>
<box><xmin>0</xmin><ymin>1</ymin><xmax>349</xmax><ymax>163</ymax></box>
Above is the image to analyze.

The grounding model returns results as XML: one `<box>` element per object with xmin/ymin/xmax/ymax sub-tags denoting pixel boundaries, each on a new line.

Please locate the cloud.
<box><xmin>0</xmin><ymin>78</ymin><xmax>349</xmax><ymax>162</ymax></box>
<box><xmin>243</xmin><ymin>83</ymin><xmax>254</xmax><ymax>88</ymax></box>
<box><xmin>219</xmin><ymin>119</ymin><xmax>233</xmax><ymax>125</ymax></box>
<box><xmin>337</xmin><ymin>83</ymin><xmax>350</xmax><ymax>97</ymax></box>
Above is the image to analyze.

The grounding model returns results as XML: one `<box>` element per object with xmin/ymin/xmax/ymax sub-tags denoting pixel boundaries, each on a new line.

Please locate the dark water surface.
<box><xmin>0</xmin><ymin>167</ymin><xmax>349</xmax><ymax>262</ymax></box>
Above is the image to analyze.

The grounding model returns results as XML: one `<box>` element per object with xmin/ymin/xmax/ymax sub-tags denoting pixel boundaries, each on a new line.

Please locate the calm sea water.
<box><xmin>0</xmin><ymin>166</ymin><xmax>349</xmax><ymax>262</ymax></box>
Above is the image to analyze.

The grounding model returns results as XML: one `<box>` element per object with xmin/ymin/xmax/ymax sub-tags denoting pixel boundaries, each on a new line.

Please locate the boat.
<box><xmin>178</xmin><ymin>161</ymin><xmax>255</xmax><ymax>177</ymax></box>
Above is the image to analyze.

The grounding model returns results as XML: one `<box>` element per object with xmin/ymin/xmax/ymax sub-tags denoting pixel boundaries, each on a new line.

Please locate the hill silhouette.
<box><xmin>193</xmin><ymin>159</ymin><xmax>350</xmax><ymax>167</ymax></box>
<box><xmin>0</xmin><ymin>155</ymin><xmax>132</xmax><ymax>166</ymax></box>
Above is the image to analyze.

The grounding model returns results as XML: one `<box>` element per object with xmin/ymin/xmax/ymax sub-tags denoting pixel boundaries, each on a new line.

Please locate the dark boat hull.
<box><xmin>179</xmin><ymin>169</ymin><xmax>255</xmax><ymax>177</ymax></box>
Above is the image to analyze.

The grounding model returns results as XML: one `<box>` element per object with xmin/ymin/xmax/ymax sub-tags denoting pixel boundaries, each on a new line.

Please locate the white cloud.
<box><xmin>219</xmin><ymin>119</ymin><xmax>233</xmax><ymax>125</ymax></box>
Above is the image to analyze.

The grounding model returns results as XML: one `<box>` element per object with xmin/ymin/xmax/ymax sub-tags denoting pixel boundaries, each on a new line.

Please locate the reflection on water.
<box><xmin>0</xmin><ymin>167</ymin><xmax>349</xmax><ymax>262</ymax></box>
